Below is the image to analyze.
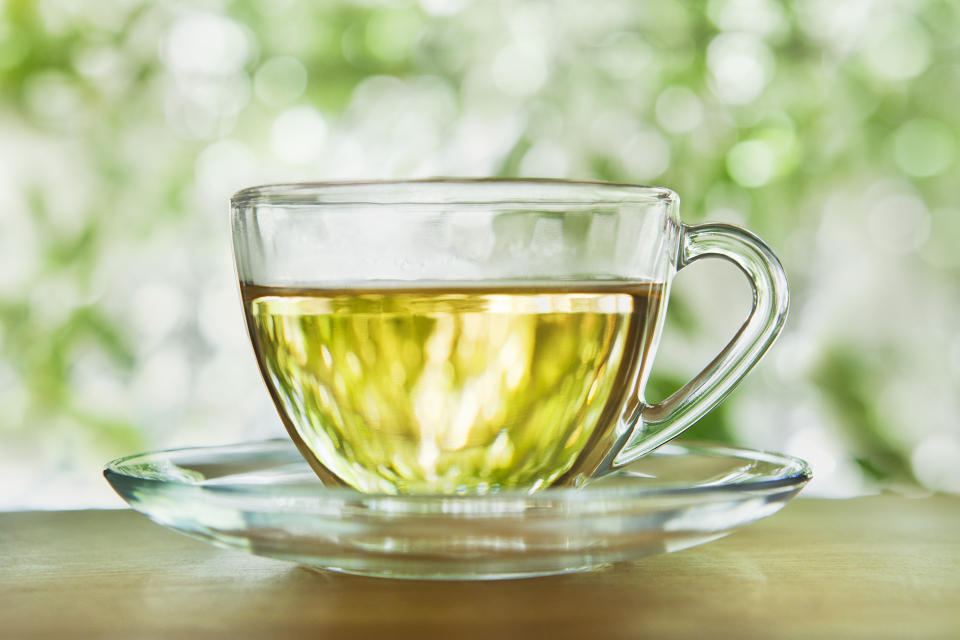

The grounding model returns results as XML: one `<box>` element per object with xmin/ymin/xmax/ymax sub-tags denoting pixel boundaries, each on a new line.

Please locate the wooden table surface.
<box><xmin>2</xmin><ymin>496</ymin><xmax>958</xmax><ymax>639</ymax></box>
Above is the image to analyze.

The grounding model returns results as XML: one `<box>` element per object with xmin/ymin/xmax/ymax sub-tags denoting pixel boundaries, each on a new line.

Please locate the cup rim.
<box><xmin>230</xmin><ymin>178</ymin><xmax>678</xmax><ymax>208</ymax></box>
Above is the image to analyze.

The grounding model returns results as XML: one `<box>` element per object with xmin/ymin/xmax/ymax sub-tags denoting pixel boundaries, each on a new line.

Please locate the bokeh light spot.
<box><xmin>492</xmin><ymin>42</ymin><xmax>548</xmax><ymax>97</ymax></box>
<box><xmin>597</xmin><ymin>32</ymin><xmax>656</xmax><ymax>81</ymax></box>
<box><xmin>24</xmin><ymin>71</ymin><xmax>83</xmax><ymax>128</ymax></box>
<box><xmin>133</xmin><ymin>280</ymin><xmax>185</xmax><ymax>347</ymax></box>
<box><xmin>912</xmin><ymin>434</ymin><xmax>960</xmax><ymax>493</ymax></box>
<box><xmin>862</xmin><ymin>18</ymin><xmax>931</xmax><ymax>82</ymax></box>
<box><xmin>365</xmin><ymin>9</ymin><xmax>423</xmax><ymax>64</ymax></box>
<box><xmin>254</xmin><ymin>56</ymin><xmax>308</xmax><ymax>107</ymax></box>
<box><xmin>726</xmin><ymin>140</ymin><xmax>775</xmax><ymax>187</ymax></box>
<box><xmin>617</xmin><ymin>129</ymin><xmax>671</xmax><ymax>181</ymax></box>
<box><xmin>867</xmin><ymin>193</ymin><xmax>931</xmax><ymax>255</ymax></box>
<box><xmin>519</xmin><ymin>141</ymin><xmax>569</xmax><ymax>178</ymax></box>
<box><xmin>419</xmin><ymin>0</ymin><xmax>470</xmax><ymax>16</ymax></box>
<box><xmin>271</xmin><ymin>106</ymin><xmax>327</xmax><ymax>165</ymax></box>
<box><xmin>707</xmin><ymin>33</ymin><xmax>774</xmax><ymax>104</ymax></box>
<box><xmin>707</xmin><ymin>0</ymin><xmax>788</xmax><ymax>38</ymax></box>
<box><xmin>162</xmin><ymin>13</ymin><xmax>251</xmax><ymax>76</ymax></box>
<box><xmin>195</xmin><ymin>139</ymin><xmax>258</xmax><ymax>202</ymax></box>
<box><xmin>920</xmin><ymin>207</ymin><xmax>960</xmax><ymax>269</ymax></box>
<box><xmin>133</xmin><ymin>349</ymin><xmax>192</xmax><ymax>413</ymax></box>
<box><xmin>891</xmin><ymin>118</ymin><xmax>955</xmax><ymax>178</ymax></box>
<box><xmin>655</xmin><ymin>86</ymin><xmax>703</xmax><ymax>133</ymax></box>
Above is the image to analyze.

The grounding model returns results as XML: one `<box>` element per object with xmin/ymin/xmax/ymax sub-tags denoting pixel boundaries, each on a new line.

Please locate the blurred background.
<box><xmin>1</xmin><ymin>0</ymin><xmax>958</xmax><ymax>508</ymax></box>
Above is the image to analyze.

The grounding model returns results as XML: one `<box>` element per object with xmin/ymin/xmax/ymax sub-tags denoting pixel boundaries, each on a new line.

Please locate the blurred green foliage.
<box><xmin>1</xmin><ymin>0</ymin><xmax>958</xmax><ymax>504</ymax></box>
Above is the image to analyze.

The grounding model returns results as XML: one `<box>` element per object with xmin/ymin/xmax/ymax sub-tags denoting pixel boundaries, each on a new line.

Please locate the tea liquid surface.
<box><xmin>243</xmin><ymin>282</ymin><xmax>665</xmax><ymax>493</ymax></box>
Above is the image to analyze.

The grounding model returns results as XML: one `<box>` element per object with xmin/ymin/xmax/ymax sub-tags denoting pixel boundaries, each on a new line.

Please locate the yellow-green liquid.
<box><xmin>244</xmin><ymin>283</ymin><xmax>664</xmax><ymax>494</ymax></box>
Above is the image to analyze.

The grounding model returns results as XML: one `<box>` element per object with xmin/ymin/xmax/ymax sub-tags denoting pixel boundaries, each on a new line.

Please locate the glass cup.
<box><xmin>231</xmin><ymin>180</ymin><xmax>788</xmax><ymax>494</ymax></box>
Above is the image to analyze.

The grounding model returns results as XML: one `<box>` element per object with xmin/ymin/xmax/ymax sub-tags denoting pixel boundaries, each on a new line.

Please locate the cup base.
<box><xmin>303</xmin><ymin>564</ymin><xmax>604</xmax><ymax>581</ymax></box>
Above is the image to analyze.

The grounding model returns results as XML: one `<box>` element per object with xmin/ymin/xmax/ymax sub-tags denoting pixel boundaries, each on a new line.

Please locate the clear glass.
<box><xmin>231</xmin><ymin>179</ymin><xmax>789</xmax><ymax>494</ymax></box>
<box><xmin>104</xmin><ymin>439</ymin><xmax>811</xmax><ymax>580</ymax></box>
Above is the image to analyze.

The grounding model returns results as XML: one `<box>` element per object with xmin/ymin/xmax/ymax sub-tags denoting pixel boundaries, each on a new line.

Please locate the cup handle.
<box><xmin>613</xmin><ymin>223</ymin><xmax>790</xmax><ymax>467</ymax></box>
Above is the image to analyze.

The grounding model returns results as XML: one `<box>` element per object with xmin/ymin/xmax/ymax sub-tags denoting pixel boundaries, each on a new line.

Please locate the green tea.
<box><xmin>243</xmin><ymin>282</ymin><xmax>665</xmax><ymax>494</ymax></box>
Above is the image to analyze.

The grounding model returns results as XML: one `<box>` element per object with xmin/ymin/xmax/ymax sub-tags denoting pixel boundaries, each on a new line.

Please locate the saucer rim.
<box><xmin>104</xmin><ymin>438</ymin><xmax>812</xmax><ymax>502</ymax></box>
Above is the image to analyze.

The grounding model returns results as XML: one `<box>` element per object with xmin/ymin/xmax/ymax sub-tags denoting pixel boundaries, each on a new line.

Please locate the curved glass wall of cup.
<box><xmin>231</xmin><ymin>179</ymin><xmax>687</xmax><ymax>493</ymax></box>
<box><xmin>230</xmin><ymin>179</ymin><xmax>682</xmax><ymax>288</ymax></box>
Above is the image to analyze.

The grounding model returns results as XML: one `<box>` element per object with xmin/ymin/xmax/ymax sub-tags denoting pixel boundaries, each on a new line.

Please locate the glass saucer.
<box><xmin>104</xmin><ymin>439</ymin><xmax>810</xmax><ymax>580</ymax></box>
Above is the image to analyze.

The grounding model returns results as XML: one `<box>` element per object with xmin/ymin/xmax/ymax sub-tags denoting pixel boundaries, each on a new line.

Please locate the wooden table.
<box><xmin>2</xmin><ymin>496</ymin><xmax>958</xmax><ymax>639</ymax></box>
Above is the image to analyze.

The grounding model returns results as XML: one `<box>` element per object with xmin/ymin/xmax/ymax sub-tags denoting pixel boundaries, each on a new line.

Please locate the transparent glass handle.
<box><xmin>614</xmin><ymin>223</ymin><xmax>790</xmax><ymax>466</ymax></box>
